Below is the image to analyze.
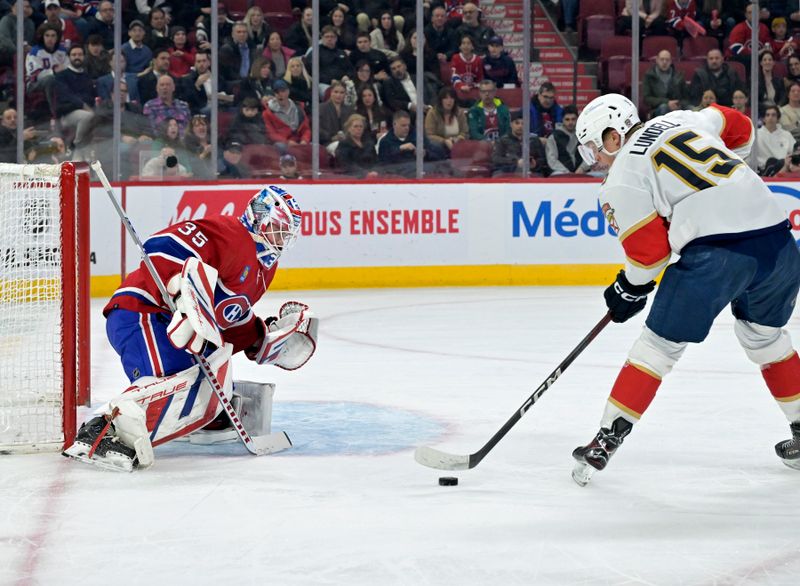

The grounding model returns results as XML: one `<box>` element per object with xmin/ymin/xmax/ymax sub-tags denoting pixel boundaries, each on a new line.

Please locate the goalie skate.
<box><xmin>775</xmin><ymin>421</ymin><xmax>800</xmax><ymax>471</ymax></box>
<box><xmin>62</xmin><ymin>416</ymin><xmax>138</xmax><ymax>473</ymax></box>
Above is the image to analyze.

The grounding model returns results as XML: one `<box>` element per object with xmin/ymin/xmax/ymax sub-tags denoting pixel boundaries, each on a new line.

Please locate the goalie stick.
<box><xmin>91</xmin><ymin>162</ymin><xmax>291</xmax><ymax>457</ymax></box>
<box><xmin>414</xmin><ymin>312</ymin><xmax>612</xmax><ymax>471</ymax></box>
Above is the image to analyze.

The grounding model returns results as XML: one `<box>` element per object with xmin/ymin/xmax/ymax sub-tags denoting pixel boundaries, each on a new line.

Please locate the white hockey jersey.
<box><xmin>25</xmin><ymin>44</ymin><xmax>67</xmax><ymax>86</ymax></box>
<box><xmin>599</xmin><ymin>105</ymin><xmax>787</xmax><ymax>285</ymax></box>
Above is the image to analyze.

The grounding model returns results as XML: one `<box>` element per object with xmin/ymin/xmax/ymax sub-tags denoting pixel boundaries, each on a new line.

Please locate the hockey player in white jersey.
<box><xmin>571</xmin><ymin>94</ymin><xmax>800</xmax><ymax>485</ymax></box>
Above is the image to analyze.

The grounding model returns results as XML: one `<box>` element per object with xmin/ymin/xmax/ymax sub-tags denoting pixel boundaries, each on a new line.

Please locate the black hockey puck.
<box><xmin>438</xmin><ymin>476</ymin><xmax>458</xmax><ymax>486</ymax></box>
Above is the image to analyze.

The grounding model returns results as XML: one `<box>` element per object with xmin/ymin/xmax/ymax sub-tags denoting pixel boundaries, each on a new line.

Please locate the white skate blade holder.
<box><xmin>780</xmin><ymin>458</ymin><xmax>800</xmax><ymax>471</ymax></box>
<box><xmin>182</xmin><ymin>380</ymin><xmax>292</xmax><ymax>454</ymax></box>
<box><xmin>571</xmin><ymin>461</ymin><xmax>596</xmax><ymax>487</ymax></box>
<box><xmin>63</xmin><ymin>443</ymin><xmax>136</xmax><ymax>473</ymax></box>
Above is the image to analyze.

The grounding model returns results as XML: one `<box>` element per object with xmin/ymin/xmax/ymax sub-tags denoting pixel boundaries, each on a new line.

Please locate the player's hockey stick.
<box><xmin>415</xmin><ymin>312</ymin><xmax>613</xmax><ymax>470</ymax></box>
<box><xmin>91</xmin><ymin>162</ymin><xmax>291</xmax><ymax>456</ymax></box>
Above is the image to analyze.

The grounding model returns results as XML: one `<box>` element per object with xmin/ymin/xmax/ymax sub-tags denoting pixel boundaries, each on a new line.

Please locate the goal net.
<box><xmin>0</xmin><ymin>162</ymin><xmax>90</xmax><ymax>453</ymax></box>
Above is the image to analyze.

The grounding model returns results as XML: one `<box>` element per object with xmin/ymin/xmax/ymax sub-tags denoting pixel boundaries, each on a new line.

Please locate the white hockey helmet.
<box><xmin>575</xmin><ymin>93</ymin><xmax>640</xmax><ymax>166</ymax></box>
<box><xmin>240</xmin><ymin>185</ymin><xmax>302</xmax><ymax>270</ymax></box>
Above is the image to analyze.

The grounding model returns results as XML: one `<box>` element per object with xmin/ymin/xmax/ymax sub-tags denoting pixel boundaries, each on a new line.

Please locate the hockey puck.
<box><xmin>438</xmin><ymin>476</ymin><xmax>458</xmax><ymax>486</ymax></box>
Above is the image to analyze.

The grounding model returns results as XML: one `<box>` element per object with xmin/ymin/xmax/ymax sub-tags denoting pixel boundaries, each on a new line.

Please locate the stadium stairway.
<box><xmin>480</xmin><ymin>0</ymin><xmax>601</xmax><ymax>109</ymax></box>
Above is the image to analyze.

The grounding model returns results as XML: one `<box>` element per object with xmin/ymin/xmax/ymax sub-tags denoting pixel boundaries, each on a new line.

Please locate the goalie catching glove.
<box><xmin>166</xmin><ymin>258</ymin><xmax>223</xmax><ymax>353</ymax></box>
<box><xmin>246</xmin><ymin>301</ymin><xmax>319</xmax><ymax>370</ymax></box>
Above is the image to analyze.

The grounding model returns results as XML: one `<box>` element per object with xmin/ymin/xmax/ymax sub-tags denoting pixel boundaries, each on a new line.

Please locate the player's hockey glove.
<box><xmin>604</xmin><ymin>270</ymin><xmax>656</xmax><ymax>323</ymax></box>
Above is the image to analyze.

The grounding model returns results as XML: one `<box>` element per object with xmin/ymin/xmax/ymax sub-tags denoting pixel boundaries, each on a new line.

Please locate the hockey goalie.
<box><xmin>63</xmin><ymin>185</ymin><xmax>319</xmax><ymax>471</ymax></box>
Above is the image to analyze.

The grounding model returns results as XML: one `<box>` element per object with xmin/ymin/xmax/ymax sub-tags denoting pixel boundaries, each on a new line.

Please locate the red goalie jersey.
<box><xmin>104</xmin><ymin>215</ymin><xmax>277</xmax><ymax>353</ymax></box>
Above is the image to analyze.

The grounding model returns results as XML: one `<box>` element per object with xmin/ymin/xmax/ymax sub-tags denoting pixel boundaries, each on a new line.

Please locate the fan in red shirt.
<box><xmin>726</xmin><ymin>3</ymin><xmax>772</xmax><ymax>60</ymax></box>
<box><xmin>451</xmin><ymin>34</ymin><xmax>483</xmax><ymax>105</ymax></box>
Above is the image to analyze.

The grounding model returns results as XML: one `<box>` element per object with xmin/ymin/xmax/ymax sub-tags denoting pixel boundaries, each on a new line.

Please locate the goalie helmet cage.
<box><xmin>0</xmin><ymin>162</ymin><xmax>90</xmax><ymax>453</ymax></box>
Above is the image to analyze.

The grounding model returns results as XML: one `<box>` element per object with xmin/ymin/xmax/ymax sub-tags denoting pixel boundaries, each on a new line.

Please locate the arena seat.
<box><xmin>599</xmin><ymin>36</ymin><xmax>633</xmax><ymax>92</ymax></box>
<box><xmin>242</xmin><ymin>144</ymin><xmax>281</xmax><ymax>178</ymax></box>
<box><xmin>682</xmin><ymin>36</ymin><xmax>720</xmax><ymax>61</ymax></box>
<box><xmin>287</xmin><ymin>144</ymin><xmax>331</xmax><ymax>172</ymax></box>
<box><xmin>585</xmin><ymin>15</ymin><xmax>616</xmax><ymax>54</ymax></box>
<box><xmin>265</xmin><ymin>12</ymin><xmax>297</xmax><ymax>35</ymax></box>
<box><xmin>450</xmin><ymin>140</ymin><xmax>493</xmax><ymax>178</ymax></box>
<box><xmin>642</xmin><ymin>36</ymin><xmax>679</xmax><ymax>61</ymax></box>
<box><xmin>577</xmin><ymin>0</ymin><xmax>616</xmax><ymax>50</ymax></box>
<box><xmin>224</xmin><ymin>0</ymin><xmax>248</xmax><ymax>20</ymax></box>
<box><xmin>496</xmin><ymin>88</ymin><xmax>522</xmax><ymax>109</ymax></box>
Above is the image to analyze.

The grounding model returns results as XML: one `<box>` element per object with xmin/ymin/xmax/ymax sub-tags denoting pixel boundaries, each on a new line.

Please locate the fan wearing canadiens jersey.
<box><xmin>64</xmin><ymin>186</ymin><xmax>319</xmax><ymax>471</ymax></box>
<box><xmin>570</xmin><ymin>94</ymin><xmax>800</xmax><ymax>486</ymax></box>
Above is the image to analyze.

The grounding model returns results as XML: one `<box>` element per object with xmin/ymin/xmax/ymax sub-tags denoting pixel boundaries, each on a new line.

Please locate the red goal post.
<box><xmin>0</xmin><ymin>162</ymin><xmax>91</xmax><ymax>453</ymax></box>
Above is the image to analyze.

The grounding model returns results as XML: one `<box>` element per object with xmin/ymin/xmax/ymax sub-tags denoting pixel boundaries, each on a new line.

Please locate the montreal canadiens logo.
<box><xmin>215</xmin><ymin>296</ymin><xmax>250</xmax><ymax>328</ymax></box>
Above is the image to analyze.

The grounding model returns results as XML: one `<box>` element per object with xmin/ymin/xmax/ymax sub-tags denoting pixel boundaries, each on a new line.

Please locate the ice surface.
<box><xmin>2</xmin><ymin>287</ymin><xmax>799</xmax><ymax>586</ymax></box>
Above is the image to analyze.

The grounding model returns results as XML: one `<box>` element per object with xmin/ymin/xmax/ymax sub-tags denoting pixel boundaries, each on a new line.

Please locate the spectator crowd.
<box><xmin>595</xmin><ymin>0</ymin><xmax>800</xmax><ymax>177</ymax></box>
<box><xmin>0</xmin><ymin>1</ymin><xmax>799</xmax><ymax>179</ymax></box>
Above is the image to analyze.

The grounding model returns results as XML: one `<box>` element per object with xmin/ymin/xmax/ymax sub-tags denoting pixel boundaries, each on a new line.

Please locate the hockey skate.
<box><xmin>775</xmin><ymin>421</ymin><xmax>800</xmax><ymax>470</ymax></box>
<box><xmin>62</xmin><ymin>416</ymin><xmax>138</xmax><ymax>472</ymax></box>
<box><xmin>571</xmin><ymin>417</ymin><xmax>632</xmax><ymax>486</ymax></box>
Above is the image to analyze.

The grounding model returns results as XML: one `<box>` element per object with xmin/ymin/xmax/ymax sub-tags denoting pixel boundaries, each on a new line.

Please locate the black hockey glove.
<box><xmin>603</xmin><ymin>270</ymin><xmax>656</xmax><ymax>323</ymax></box>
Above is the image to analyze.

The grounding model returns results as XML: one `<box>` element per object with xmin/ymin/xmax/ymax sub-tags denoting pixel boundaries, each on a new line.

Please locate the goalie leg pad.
<box><xmin>182</xmin><ymin>381</ymin><xmax>275</xmax><ymax>445</ymax></box>
<box><xmin>108</xmin><ymin>399</ymin><xmax>155</xmax><ymax>468</ymax></box>
<box><xmin>108</xmin><ymin>343</ymin><xmax>235</xmax><ymax>447</ymax></box>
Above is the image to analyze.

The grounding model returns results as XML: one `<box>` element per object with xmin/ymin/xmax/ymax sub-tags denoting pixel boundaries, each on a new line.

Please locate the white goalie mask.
<box><xmin>240</xmin><ymin>185</ymin><xmax>302</xmax><ymax>270</ymax></box>
<box><xmin>575</xmin><ymin>93</ymin><xmax>640</xmax><ymax>166</ymax></box>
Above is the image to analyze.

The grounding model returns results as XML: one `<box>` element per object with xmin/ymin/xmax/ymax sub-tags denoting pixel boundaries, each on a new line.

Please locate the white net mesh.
<box><xmin>0</xmin><ymin>164</ymin><xmax>66</xmax><ymax>451</ymax></box>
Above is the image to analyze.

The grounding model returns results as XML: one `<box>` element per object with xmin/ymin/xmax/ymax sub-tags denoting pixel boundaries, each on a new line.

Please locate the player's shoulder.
<box><xmin>625</xmin><ymin>112</ymin><xmax>687</xmax><ymax>152</ymax></box>
<box><xmin>625</xmin><ymin>110</ymin><xmax>717</xmax><ymax>156</ymax></box>
<box><xmin>194</xmin><ymin>215</ymin><xmax>248</xmax><ymax>239</ymax></box>
<box><xmin>600</xmin><ymin>161</ymin><xmax>644</xmax><ymax>196</ymax></box>
<box><xmin>158</xmin><ymin>215</ymin><xmax>242</xmax><ymax>238</ymax></box>
<box><xmin>645</xmin><ymin>109</ymin><xmax>698</xmax><ymax>133</ymax></box>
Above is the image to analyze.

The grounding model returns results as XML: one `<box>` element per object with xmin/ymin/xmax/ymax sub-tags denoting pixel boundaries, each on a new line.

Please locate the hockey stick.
<box><xmin>91</xmin><ymin>162</ymin><xmax>291</xmax><ymax>456</ymax></box>
<box><xmin>414</xmin><ymin>312</ymin><xmax>613</xmax><ymax>471</ymax></box>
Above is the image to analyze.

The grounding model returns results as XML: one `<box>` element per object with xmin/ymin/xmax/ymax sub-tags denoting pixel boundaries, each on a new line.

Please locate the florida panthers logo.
<box><xmin>602</xmin><ymin>202</ymin><xmax>619</xmax><ymax>234</ymax></box>
<box><xmin>215</xmin><ymin>296</ymin><xmax>251</xmax><ymax>328</ymax></box>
